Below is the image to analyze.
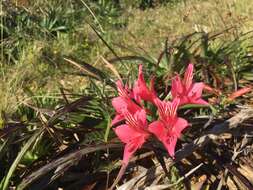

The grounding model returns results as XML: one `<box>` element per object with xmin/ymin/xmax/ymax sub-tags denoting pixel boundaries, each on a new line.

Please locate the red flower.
<box><xmin>133</xmin><ymin>65</ymin><xmax>157</xmax><ymax>104</ymax></box>
<box><xmin>114</xmin><ymin>109</ymin><xmax>150</xmax><ymax>164</ymax></box>
<box><xmin>149</xmin><ymin>98</ymin><xmax>188</xmax><ymax>157</ymax></box>
<box><xmin>171</xmin><ymin>64</ymin><xmax>208</xmax><ymax>106</ymax></box>
<box><xmin>111</xmin><ymin>81</ymin><xmax>141</xmax><ymax>126</ymax></box>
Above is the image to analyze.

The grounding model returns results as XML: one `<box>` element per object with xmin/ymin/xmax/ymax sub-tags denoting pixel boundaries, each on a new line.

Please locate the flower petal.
<box><xmin>114</xmin><ymin>124</ymin><xmax>141</xmax><ymax>144</ymax></box>
<box><xmin>112</xmin><ymin>97</ymin><xmax>140</xmax><ymax>115</ymax></box>
<box><xmin>149</xmin><ymin>121</ymin><xmax>178</xmax><ymax>158</ymax></box>
<box><xmin>111</xmin><ymin>114</ymin><xmax>124</xmax><ymax>126</ymax></box>
<box><xmin>163</xmin><ymin>136</ymin><xmax>178</xmax><ymax>158</ymax></box>
<box><xmin>173</xmin><ymin>117</ymin><xmax>188</xmax><ymax>137</ymax></box>
<box><xmin>112</xmin><ymin>97</ymin><xmax>127</xmax><ymax>113</ymax></box>
<box><xmin>148</xmin><ymin>120</ymin><xmax>166</xmax><ymax>140</ymax></box>
<box><xmin>188</xmin><ymin>82</ymin><xmax>204</xmax><ymax>98</ymax></box>
<box><xmin>115</xmin><ymin>124</ymin><xmax>148</xmax><ymax>164</ymax></box>
<box><xmin>112</xmin><ymin>97</ymin><xmax>143</xmax><ymax>126</ymax></box>
<box><xmin>122</xmin><ymin>136</ymin><xmax>146</xmax><ymax>164</ymax></box>
<box><xmin>133</xmin><ymin>65</ymin><xmax>156</xmax><ymax>103</ymax></box>
<box><xmin>183</xmin><ymin>63</ymin><xmax>194</xmax><ymax>90</ymax></box>
<box><xmin>188</xmin><ymin>82</ymin><xmax>209</xmax><ymax>105</ymax></box>
<box><xmin>171</xmin><ymin>75</ymin><xmax>183</xmax><ymax>98</ymax></box>
<box><xmin>116</xmin><ymin>80</ymin><xmax>126</xmax><ymax>97</ymax></box>
<box><xmin>154</xmin><ymin>98</ymin><xmax>169</xmax><ymax>119</ymax></box>
<box><xmin>134</xmin><ymin>109</ymin><xmax>148</xmax><ymax>127</ymax></box>
<box><xmin>167</xmin><ymin>98</ymin><xmax>180</xmax><ymax>118</ymax></box>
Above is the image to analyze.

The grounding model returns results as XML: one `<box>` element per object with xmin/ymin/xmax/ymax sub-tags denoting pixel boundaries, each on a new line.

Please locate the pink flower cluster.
<box><xmin>111</xmin><ymin>64</ymin><xmax>208</xmax><ymax>165</ymax></box>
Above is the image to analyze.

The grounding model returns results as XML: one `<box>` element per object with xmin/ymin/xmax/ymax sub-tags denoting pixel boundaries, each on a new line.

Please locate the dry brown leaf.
<box><xmin>101</xmin><ymin>56</ymin><xmax>122</xmax><ymax>81</ymax></box>
<box><xmin>238</xmin><ymin>164</ymin><xmax>253</xmax><ymax>185</ymax></box>
<box><xmin>227</xmin><ymin>176</ymin><xmax>237</xmax><ymax>190</ymax></box>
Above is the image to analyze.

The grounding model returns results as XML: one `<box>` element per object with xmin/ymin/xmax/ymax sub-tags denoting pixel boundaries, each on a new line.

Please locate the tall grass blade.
<box><xmin>64</xmin><ymin>57</ymin><xmax>116</xmax><ymax>88</ymax></box>
<box><xmin>79</xmin><ymin>0</ymin><xmax>104</xmax><ymax>33</ymax></box>
<box><xmin>88</xmin><ymin>23</ymin><xmax>123</xmax><ymax>65</ymax></box>
<box><xmin>104</xmin><ymin>113</ymin><xmax>111</xmax><ymax>143</ymax></box>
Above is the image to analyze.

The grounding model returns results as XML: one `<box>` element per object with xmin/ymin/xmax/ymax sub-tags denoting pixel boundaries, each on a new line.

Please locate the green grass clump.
<box><xmin>1</xmin><ymin>0</ymin><xmax>253</xmax><ymax>114</ymax></box>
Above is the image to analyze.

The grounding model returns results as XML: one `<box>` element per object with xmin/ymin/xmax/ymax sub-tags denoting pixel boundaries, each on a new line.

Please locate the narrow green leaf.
<box><xmin>179</xmin><ymin>104</ymin><xmax>210</xmax><ymax>109</ymax></box>
<box><xmin>0</xmin><ymin>129</ymin><xmax>43</xmax><ymax>190</ymax></box>
<box><xmin>104</xmin><ymin>113</ymin><xmax>111</xmax><ymax>143</ymax></box>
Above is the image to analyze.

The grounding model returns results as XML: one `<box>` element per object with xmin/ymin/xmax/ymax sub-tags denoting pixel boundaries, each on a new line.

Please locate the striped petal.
<box><xmin>183</xmin><ymin>63</ymin><xmax>194</xmax><ymax>91</ymax></box>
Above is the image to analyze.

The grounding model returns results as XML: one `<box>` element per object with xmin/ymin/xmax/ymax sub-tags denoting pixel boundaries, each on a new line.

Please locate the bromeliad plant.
<box><xmin>110</xmin><ymin>63</ymin><xmax>208</xmax><ymax>188</ymax></box>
